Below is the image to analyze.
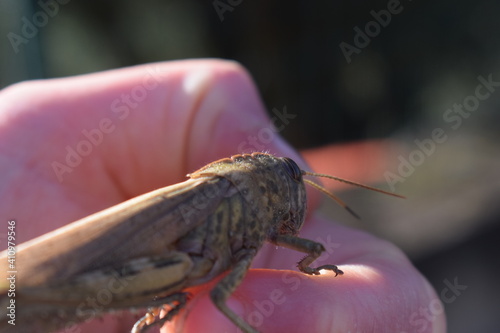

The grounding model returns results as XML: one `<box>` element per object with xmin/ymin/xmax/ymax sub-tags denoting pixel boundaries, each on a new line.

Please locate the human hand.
<box><xmin>0</xmin><ymin>59</ymin><xmax>445</xmax><ymax>332</ymax></box>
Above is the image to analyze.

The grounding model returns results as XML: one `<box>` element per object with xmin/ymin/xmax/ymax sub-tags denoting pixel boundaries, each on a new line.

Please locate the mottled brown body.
<box><xmin>0</xmin><ymin>153</ymin><xmax>343</xmax><ymax>333</ymax></box>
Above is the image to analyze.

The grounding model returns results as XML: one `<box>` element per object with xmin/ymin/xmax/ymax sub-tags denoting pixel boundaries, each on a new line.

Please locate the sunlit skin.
<box><xmin>0</xmin><ymin>59</ymin><xmax>445</xmax><ymax>333</ymax></box>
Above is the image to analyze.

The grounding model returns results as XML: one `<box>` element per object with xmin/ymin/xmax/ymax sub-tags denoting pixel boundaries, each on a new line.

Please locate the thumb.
<box><xmin>179</xmin><ymin>60</ymin><xmax>298</xmax><ymax>169</ymax></box>
<box><xmin>172</xmin><ymin>59</ymin><xmax>320</xmax><ymax>209</ymax></box>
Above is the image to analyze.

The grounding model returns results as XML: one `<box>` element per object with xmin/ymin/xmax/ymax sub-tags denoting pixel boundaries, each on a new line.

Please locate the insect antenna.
<box><xmin>302</xmin><ymin>171</ymin><xmax>405</xmax><ymax>219</ymax></box>
<box><xmin>303</xmin><ymin>179</ymin><xmax>360</xmax><ymax>219</ymax></box>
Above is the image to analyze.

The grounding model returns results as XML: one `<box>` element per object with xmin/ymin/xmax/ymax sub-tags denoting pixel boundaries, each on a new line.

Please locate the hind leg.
<box><xmin>131</xmin><ymin>292</ymin><xmax>189</xmax><ymax>333</ymax></box>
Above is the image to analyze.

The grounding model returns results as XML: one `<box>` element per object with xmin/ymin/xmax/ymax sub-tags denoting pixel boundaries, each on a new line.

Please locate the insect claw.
<box><xmin>315</xmin><ymin>265</ymin><xmax>344</xmax><ymax>277</ymax></box>
<box><xmin>132</xmin><ymin>293</ymin><xmax>189</xmax><ymax>333</ymax></box>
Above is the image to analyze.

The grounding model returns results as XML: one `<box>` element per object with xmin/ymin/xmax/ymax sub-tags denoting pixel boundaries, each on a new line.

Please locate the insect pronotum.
<box><xmin>0</xmin><ymin>152</ymin><xmax>403</xmax><ymax>333</ymax></box>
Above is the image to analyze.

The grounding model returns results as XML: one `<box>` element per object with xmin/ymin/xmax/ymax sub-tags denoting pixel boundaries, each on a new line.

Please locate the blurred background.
<box><xmin>1</xmin><ymin>0</ymin><xmax>499</xmax><ymax>332</ymax></box>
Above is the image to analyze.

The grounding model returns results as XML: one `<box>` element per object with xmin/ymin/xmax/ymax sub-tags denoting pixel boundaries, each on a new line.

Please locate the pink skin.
<box><xmin>0</xmin><ymin>60</ymin><xmax>445</xmax><ymax>333</ymax></box>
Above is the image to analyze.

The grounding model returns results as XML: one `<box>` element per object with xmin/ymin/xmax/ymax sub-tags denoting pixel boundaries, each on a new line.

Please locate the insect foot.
<box><xmin>132</xmin><ymin>293</ymin><xmax>189</xmax><ymax>333</ymax></box>
<box><xmin>271</xmin><ymin>234</ymin><xmax>345</xmax><ymax>277</ymax></box>
<box><xmin>301</xmin><ymin>263</ymin><xmax>344</xmax><ymax>277</ymax></box>
<box><xmin>296</xmin><ymin>241</ymin><xmax>344</xmax><ymax>276</ymax></box>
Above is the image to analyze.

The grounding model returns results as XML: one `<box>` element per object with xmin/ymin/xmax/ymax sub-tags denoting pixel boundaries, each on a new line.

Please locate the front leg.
<box><xmin>273</xmin><ymin>235</ymin><xmax>344</xmax><ymax>276</ymax></box>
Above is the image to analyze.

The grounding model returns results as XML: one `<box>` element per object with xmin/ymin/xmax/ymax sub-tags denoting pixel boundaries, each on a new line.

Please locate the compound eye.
<box><xmin>281</xmin><ymin>157</ymin><xmax>303</xmax><ymax>182</ymax></box>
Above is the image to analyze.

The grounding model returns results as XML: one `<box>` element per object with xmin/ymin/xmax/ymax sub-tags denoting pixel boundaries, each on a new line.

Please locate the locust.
<box><xmin>0</xmin><ymin>152</ymin><xmax>403</xmax><ymax>333</ymax></box>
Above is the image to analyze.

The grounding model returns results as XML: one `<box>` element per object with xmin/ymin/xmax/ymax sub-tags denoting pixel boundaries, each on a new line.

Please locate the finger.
<box><xmin>301</xmin><ymin>140</ymin><xmax>400</xmax><ymax>192</ymax></box>
<box><xmin>166</xmin><ymin>214</ymin><xmax>445</xmax><ymax>333</ymax></box>
<box><xmin>171</xmin><ymin>60</ymin><xmax>321</xmax><ymax>212</ymax></box>
<box><xmin>0</xmin><ymin>60</ymin><xmax>324</xmax><ymax>331</ymax></box>
<box><xmin>0</xmin><ymin>60</ymin><xmax>319</xmax><ymax>236</ymax></box>
<box><xmin>0</xmin><ymin>60</ymin><xmax>302</xmax><ymax>191</ymax></box>
<box><xmin>169</xmin><ymin>266</ymin><xmax>443</xmax><ymax>333</ymax></box>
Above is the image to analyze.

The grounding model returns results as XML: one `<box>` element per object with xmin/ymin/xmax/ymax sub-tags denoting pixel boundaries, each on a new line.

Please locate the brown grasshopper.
<box><xmin>0</xmin><ymin>152</ymin><xmax>402</xmax><ymax>333</ymax></box>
